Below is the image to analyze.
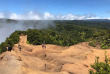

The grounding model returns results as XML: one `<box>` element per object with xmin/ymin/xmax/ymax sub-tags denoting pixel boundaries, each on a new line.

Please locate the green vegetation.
<box><xmin>0</xmin><ymin>20</ymin><xmax>110</xmax><ymax>53</ymax></box>
<box><xmin>27</xmin><ymin>41</ymin><xmax>30</xmax><ymax>44</ymax></box>
<box><xmin>89</xmin><ymin>52</ymin><xmax>110</xmax><ymax>74</ymax></box>
<box><xmin>89</xmin><ymin>41</ymin><xmax>96</xmax><ymax>47</ymax></box>
<box><xmin>26</xmin><ymin>24</ymin><xmax>94</xmax><ymax>46</ymax></box>
<box><xmin>0</xmin><ymin>31</ymin><xmax>24</xmax><ymax>53</ymax></box>
<box><xmin>89</xmin><ymin>29</ymin><xmax>110</xmax><ymax>49</ymax></box>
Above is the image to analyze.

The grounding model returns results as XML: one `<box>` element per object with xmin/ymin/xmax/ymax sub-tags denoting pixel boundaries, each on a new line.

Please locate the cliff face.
<box><xmin>0</xmin><ymin>35</ymin><xmax>110</xmax><ymax>74</ymax></box>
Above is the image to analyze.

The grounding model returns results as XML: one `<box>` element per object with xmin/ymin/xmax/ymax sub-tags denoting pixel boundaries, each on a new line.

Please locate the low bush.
<box><xmin>89</xmin><ymin>41</ymin><xmax>96</xmax><ymax>47</ymax></box>
<box><xmin>27</xmin><ymin>41</ymin><xmax>30</xmax><ymax>44</ymax></box>
<box><xmin>89</xmin><ymin>52</ymin><xmax>110</xmax><ymax>74</ymax></box>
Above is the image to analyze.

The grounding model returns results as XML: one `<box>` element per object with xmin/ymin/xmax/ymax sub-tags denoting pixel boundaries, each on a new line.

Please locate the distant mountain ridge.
<box><xmin>0</xmin><ymin>18</ymin><xmax>110</xmax><ymax>21</ymax></box>
<box><xmin>86</xmin><ymin>19</ymin><xmax>110</xmax><ymax>22</ymax></box>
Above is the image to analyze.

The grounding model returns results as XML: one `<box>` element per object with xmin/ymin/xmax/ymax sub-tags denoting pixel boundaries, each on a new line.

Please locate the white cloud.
<box><xmin>0</xmin><ymin>11</ymin><xmax>109</xmax><ymax>20</ymax></box>
<box><xmin>108</xmin><ymin>18</ymin><xmax>110</xmax><ymax>19</ymax></box>
<box><xmin>44</xmin><ymin>12</ymin><xmax>54</xmax><ymax>20</ymax></box>
<box><xmin>62</xmin><ymin>14</ymin><xmax>75</xmax><ymax>20</ymax></box>
<box><xmin>27</xmin><ymin>11</ymin><xmax>41</xmax><ymax>20</ymax></box>
<box><xmin>87</xmin><ymin>17</ymin><xmax>100</xmax><ymax>19</ymax></box>
<box><xmin>0</xmin><ymin>13</ymin><xmax>5</xmax><ymax>18</ymax></box>
<box><xmin>9</xmin><ymin>13</ymin><xmax>19</xmax><ymax>19</ymax></box>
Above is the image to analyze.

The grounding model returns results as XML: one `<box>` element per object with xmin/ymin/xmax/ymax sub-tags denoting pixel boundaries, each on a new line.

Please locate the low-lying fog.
<box><xmin>0</xmin><ymin>19</ymin><xmax>54</xmax><ymax>44</ymax></box>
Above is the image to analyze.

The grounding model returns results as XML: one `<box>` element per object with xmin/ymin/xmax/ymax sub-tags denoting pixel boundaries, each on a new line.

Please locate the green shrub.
<box><xmin>27</xmin><ymin>41</ymin><xmax>30</xmax><ymax>44</ymax></box>
<box><xmin>101</xmin><ymin>45</ymin><xmax>109</xmax><ymax>49</ymax></box>
<box><xmin>89</xmin><ymin>41</ymin><xmax>96</xmax><ymax>47</ymax></box>
<box><xmin>108</xmin><ymin>43</ymin><xmax>110</xmax><ymax>46</ymax></box>
<box><xmin>0</xmin><ymin>48</ymin><xmax>2</xmax><ymax>53</ymax></box>
<box><xmin>89</xmin><ymin>53</ymin><xmax>110</xmax><ymax>74</ymax></box>
<box><xmin>101</xmin><ymin>43</ymin><xmax>109</xmax><ymax>49</ymax></box>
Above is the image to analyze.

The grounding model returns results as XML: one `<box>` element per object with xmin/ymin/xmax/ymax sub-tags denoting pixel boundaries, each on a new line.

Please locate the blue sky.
<box><xmin>0</xmin><ymin>0</ymin><xmax>110</xmax><ymax>20</ymax></box>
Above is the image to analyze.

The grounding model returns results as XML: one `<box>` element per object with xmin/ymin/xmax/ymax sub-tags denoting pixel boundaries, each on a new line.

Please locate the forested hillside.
<box><xmin>0</xmin><ymin>20</ymin><xmax>110</xmax><ymax>53</ymax></box>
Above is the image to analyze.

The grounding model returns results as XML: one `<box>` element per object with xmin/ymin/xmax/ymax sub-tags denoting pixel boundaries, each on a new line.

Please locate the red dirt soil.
<box><xmin>0</xmin><ymin>35</ymin><xmax>110</xmax><ymax>74</ymax></box>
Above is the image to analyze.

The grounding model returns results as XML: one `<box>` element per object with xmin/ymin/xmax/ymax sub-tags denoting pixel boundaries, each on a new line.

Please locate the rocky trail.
<box><xmin>0</xmin><ymin>35</ymin><xmax>110</xmax><ymax>74</ymax></box>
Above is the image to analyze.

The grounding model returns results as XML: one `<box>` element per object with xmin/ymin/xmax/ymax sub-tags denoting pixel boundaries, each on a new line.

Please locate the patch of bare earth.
<box><xmin>0</xmin><ymin>35</ymin><xmax>110</xmax><ymax>74</ymax></box>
